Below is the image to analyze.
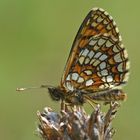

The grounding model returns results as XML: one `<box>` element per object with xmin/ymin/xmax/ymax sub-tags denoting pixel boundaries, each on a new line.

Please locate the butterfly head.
<box><xmin>48</xmin><ymin>86</ymin><xmax>65</xmax><ymax>101</ymax></box>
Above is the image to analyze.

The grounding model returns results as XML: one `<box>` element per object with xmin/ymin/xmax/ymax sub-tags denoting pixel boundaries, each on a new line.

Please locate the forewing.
<box><xmin>61</xmin><ymin>8</ymin><xmax>129</xmax><ymax>92</ymax></box>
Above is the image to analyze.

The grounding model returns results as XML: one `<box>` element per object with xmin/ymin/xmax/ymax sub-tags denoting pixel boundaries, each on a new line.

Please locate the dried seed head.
<box><xmin>37</xmin><ymin>102</ymin><xmax>119</xmax><ymax>140</ymax></box>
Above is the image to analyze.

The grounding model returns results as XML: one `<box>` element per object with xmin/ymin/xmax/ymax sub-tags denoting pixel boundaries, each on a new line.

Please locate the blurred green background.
<box><xmin>0</xmin><ymin>0</ymin><xmax>139</xmax><ymax>139</ymax></box>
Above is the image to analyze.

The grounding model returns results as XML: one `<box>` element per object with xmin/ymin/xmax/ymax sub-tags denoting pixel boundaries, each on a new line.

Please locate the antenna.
<box><xmin>16</xmin><ymin>85</ymin><xmax>50</xmax><ymax>92</ymax></box>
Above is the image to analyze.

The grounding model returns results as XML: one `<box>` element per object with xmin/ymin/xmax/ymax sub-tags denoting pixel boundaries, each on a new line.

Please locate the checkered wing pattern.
<box><xmin>61</xmin><ymin>8</ymin><xmax>129</xmax><ymax>92</ymax></box>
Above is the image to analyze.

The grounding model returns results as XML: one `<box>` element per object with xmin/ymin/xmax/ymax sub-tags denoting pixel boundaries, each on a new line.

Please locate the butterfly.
<box><xmin>17</xmin><ymin>8</ymin><xmax>130</xmax><ymax>105</ymax></box>
<box><xmin>45</xmin><ymin>7</ymin><xmax>130</xmax><ymax>105</ymax></box>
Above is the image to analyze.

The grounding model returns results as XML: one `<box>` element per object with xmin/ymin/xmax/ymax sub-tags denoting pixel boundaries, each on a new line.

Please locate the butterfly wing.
<box><xmin>61</xmin><ymin>8</ymin><xmax>129</xmax><ymax>92</ymax></box>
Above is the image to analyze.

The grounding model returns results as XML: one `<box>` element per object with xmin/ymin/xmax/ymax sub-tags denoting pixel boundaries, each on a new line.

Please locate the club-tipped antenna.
<box><xmin>16</xmin><ymin>85</ymin><xmax>51</xmax><ymax>92</ymax></box>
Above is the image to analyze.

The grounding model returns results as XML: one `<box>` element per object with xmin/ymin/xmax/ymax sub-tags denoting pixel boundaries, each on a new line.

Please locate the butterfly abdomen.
<box><xmin>91</xmin><ymin>89</ymin><xmax>127</xmax><ymax>101</ymax></box>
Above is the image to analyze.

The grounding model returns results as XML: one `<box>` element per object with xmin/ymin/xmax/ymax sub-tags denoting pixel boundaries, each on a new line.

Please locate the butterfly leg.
<box><xmin>61</xmin><ymin>99</ymin><xmax>74</xmax><ymax>111</ymax></box>
<box><xmin>61</xmin><ymin>100</ymin><xmax>67</xmax><ymax>111</ymax></box>
<box><xmin>83</xmin><ymin>94</ymin><xmax>98</xmax><ymax>109</ymax></box>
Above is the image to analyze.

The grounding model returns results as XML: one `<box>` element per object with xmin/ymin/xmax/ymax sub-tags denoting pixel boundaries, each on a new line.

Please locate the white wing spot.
<box><xmin>126</xmin><ymin>61</ymin><xmax>130</xmax><ymax>70</ymax></box>
<box><xmin>106</xmin><ymin>24</ymin><xmax>112</xmax><ymax>30</ymax></box>
<box><xmin>113</xmin><ymin>21</ymin><xmax>116</xmax><ymax>26</ymax></box>
<box><xmin>88</xmin><ymin>50</ymin><xmax>95</xmax><ymax>58</ymax></box>
<box><xmin>109</xmin><ymin>15</ymin><xmax>113</xmax><ymax>20</ymax></box>
<box><xmin>92</xmin><ymin>7</ymin><xmax>98</xmax><ymax>11</ymax></box>
<box><xmin>108</xmin><ymin>84</ymin><xmax>114</xmax><ymax>88</ymax></box>
<box><xmin>99</xmin><ymin>8</ymin><xmax>104</xmax><ymax>12</ymax></box>
<box><xmin>101</xmin><ymin>69</ymin><xmax>108</xmax><ymax>76</ymax></box>
<box><xmin>91</xmin><ymin>22</ymin><xmax>98</xmax><ymax>27</ymax></box>
<box><xmin>99</xmin><ymin>84</ymin><xmax>105</xmax><ymax>89</ymax></box>
<box><xmin>71</xmin><ymin>73</ymin><xmax>79</xmax><ymax>81</ymax></box>
<box><xmin>66</xmin><ymin>74</ymin><xmax>71</xmax><ymax>81</ymax></box>
<box><xmin>94</xmin><ymin>52</ymin><xmax>102</xmax><ymax>58</ymax></box>
<box><xmin>79</xmin><ymin>49</ymin><xmax>84</xmax><ymax>56</ymax></box>
<box><xmin>100</xmin><ymin>62</ymin><xmax>106</xmax><ymax>69</ymax></box>
<box><xmin>66</xmin><ymin>82</ymin><xmax>74</xmax><ymax>91</ymax></box>
<box><xmin>104</xmin><ymin>83</ymin><xmax>110</xmax><ymax>88</ymax></box>
<box><xmin>82</xmin><ymin>48</ymin><xmax>89</xmax><ymax>56</ymax></box>
<box><xmin>115</xmin><ymin>27</ymin><xmax>119</xmax><ymax>33</ymax></box>
<box><xmin>104</xmin><ymin>11</ymin><xmax>109</xmax><ymax>16</ymax></box>
<box><xmin>99</xmin><ymin>54</ymin><xmax>107</xmax><ymax>61</ymax></box>
<box><xmin>123</xmin><ymin>72</ymin><xmax>129</xmax><ymax>82</ymax></box>
<box><xmin>103</xmin><ymin>19</ymin><xmax>108</xmax><ymax>24</ymax></box>
<box><xmin>117</xmin><ymin>63</ymin><xmax>123</xmax><ymax>72</ymax></box>
<box><xmin>119</xmin><ymin>35</ymin><xmax>122</xmax><ymax>41</ymax></box>
<box><xmin>98</xmin><ymin>38</ymin><xmax>106</xmax><ymax>46</ymax></box>
<box><xmin>93</xmin><ymin>60</ymin><xmax>100</xmax><ymax>66</ymax></box>
<box><xmin>93</xmin><ymin>45</ymin><xmax>100</xmax><ymax>51</ymax></box>
<box><xmin>93</xmin><ymin>14</ymin><xmax>98</xmax><ymax>20</ymax></box>
<box><xmin>114</xmin><ymin>53</ymin><xmax>122</xmax><ymax>62</ymax></box>
<box><xmin>90</xmin><ymin>58</ymin><xmax>96</xmax><ymax>64</ymax></box>
<box><xmin>102</xmin><ymin>77</ymin><xmax>106</xmax><ymax>82</ymax></box>
<box><xmin>106</xmin><ymin>40</ymin><xmax>113</xmax><ymax>47</ymax></box>
<box><xmin>124</xmin><ymin>49</ymin><xmax>128</xmax><ymax>58</ymax></box>
<box><xmin>79</xmin><ymin>56</ymin><xmax>85</xmax><ymax>65</ymax></box>
<box><xmin>86</xmin><ymin>79</ymin><xmax>94</xmax><ymax>86</ymax></box>
<box><xmin>106</xmin><ymin>75</ymin><xmax>113</xmax><ymax>82</ymax></box>
<box><xmin>84</xmin><ymin>70</ymin><xmax>92</xmax><ymax>75</ymax></box>
<box><xmin>77</xmin><ymin>77</ymin><xmax>84</xmax><ymax>83</ymax></box>
<box><xmin>89</xmin><ymin>39</ymin><xmax>97</xmax><ymax>46</ymax></box>
<box><xmin>97</xmin><ymin>16</ymin><xmax>103</xmax><ymax>23</ymax></box>
<box><xmin>120</xmin><ymin>44</ymin><xmax>124</xmax><ymax>48</ymax></box>
<box><xmin>113</xmin><ymin>45</ymin><xmax>119</xmax><ymax>53</ymax></box>
<box><xmin>85</xmin><ymin>57</ymin><xmax>90</xmax><ymax>64</ymax></box>
<box><xmin>97</xmin><ymin>72</ymin><xmax>101</xmax><ymax>76</ymax></box>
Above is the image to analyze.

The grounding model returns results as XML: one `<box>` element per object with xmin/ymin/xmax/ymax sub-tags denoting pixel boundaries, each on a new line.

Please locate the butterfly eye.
<box><xmin>48</xmin><ymin>87</ymin><xmax>61</xmax><ymax>101</ymax></box>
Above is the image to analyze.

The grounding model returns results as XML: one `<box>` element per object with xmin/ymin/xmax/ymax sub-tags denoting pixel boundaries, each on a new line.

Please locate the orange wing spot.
<box><xmin>80</xmin><ymin>73</ymin><xmax>89</xmax><ymax>81</ymax></box>
<box><xmin>96</xmin><ymin>24</ymin><xmax>107</xmax><ymax>34</ymax></box>
<box><xmin>114</xmin><ymin>74</ymin><xmax>120</xmax><ymax>82</ymax></box>
<box><xmin>72</xmin><ymin>81</ymin><xmax>82</xmax><ymax>88</ymax></box>
<box><xmin>86</xmin><ymin>65</ymin><xmax>96</xmax><ymax>70</ymax></box>
<box><xmin>108</xmin><ymin>58</ymin><xmax>115</xmax><ymax>64</ymax></box>
<box><xmin>84</xmin><ymin>29</ymin><xmax>97</xmax><ymax>36</ymax></box>
<box><xmin>92</xmin><ymin>73</ymin><xmax>100</xmax><ymax>79</ymax></box>
<box><xmin>73</xmin><ymin>64</ymin><xmax>82</xmax><ymax>74</ymax></box>
<box><xmin>101</xmin><ymin>46</ymin><xmax>109</xmax><ymax>51</ymax></box>
<box><xmin>108</xmin><ymin>48</ymin><xmax>114</xmax><ymax>55</ymax></box>
<box><xmin>97</xmin><ymin>24</ymin><xmax>104</xmax><ymax>30</ymax></box>
<box><xmin>93</xmin><ymin>80</ymin><xmax>104</xmax><ymax>87</ymax></box>
<box><xmin>112</xmin><ymin>66</ymin><xmax>118</xmax><ymax>73</ymax></box>
<box><xmin>101</xmin><ymin>28</ymin><xmax>108</xmax><ymax>34</ymax></box>
<box><xmin>79</xmin><ymin>39</ymin><xmax>89</xmax><ymax>48</ymax></box>
<box><xmin>81</xmin><ymin>27</ymin><xmax>87</xmax><ymax>35</ymax></box>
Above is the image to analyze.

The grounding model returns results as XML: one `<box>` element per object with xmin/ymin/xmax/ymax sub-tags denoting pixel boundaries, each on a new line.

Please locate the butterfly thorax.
<box><xmin>48</xmin><ymin>86</ymin><xmax>86</xmax><ymax>105</ymax></box>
